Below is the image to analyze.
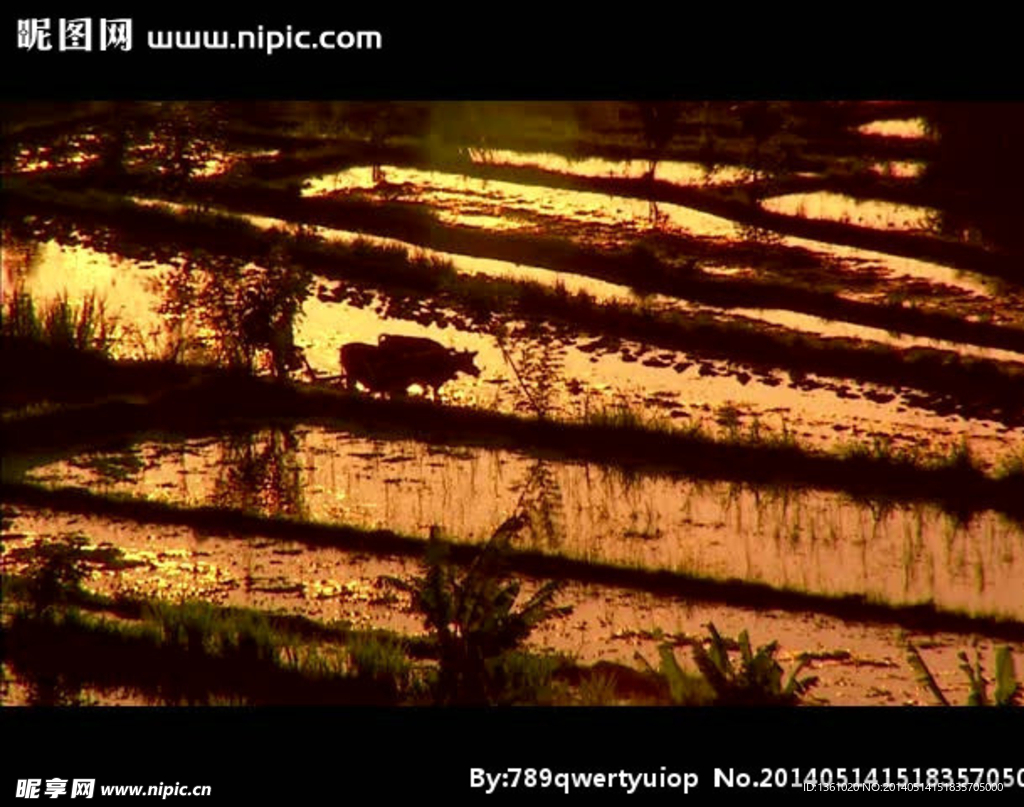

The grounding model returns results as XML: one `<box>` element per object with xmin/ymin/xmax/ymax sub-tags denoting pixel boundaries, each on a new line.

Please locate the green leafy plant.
<box><xmin>904</xmin><ymin>636</ymin><xmax>1022</xmax><ymax>707</ymax></box>
<box><xmin>384</xmin><ymin>513</ymin><xmax>572</xmax><ymax>704</ymax></box>
<box><xmin>688</xmin><ymin>623</ymin><xmax>818</xmax><ymax>705</ymax></box>
<box><xmin>989</xmin><ymin>646</ymin><xmax>1024</xmax><ymax>707</ymax></box>
<box><xmin>635</xmin><ymin>644</ymin><xmax>715</xmax><ymax>705</ymax></box>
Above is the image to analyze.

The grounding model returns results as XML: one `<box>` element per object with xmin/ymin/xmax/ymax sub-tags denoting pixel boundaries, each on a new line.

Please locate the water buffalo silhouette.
<box><xmin>340</xmin><ymin>336</ymin><xmax>480</xmax><ymax>399</ymax></box>
<box><xmin>377</xmin><ymin>334</ymin><xmax>449</xmax><ymax>358</ymax></box>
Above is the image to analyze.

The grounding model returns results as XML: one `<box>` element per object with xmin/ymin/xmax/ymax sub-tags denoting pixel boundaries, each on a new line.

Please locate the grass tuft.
<box><xmin>2</xmin><ymin>289</ymin><xmax>115</xmax><ymax>355</ymax></box>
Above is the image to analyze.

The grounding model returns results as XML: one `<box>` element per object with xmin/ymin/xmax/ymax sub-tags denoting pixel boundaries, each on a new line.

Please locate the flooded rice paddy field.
<box><xmin>10</xmin><ymin>136</ymin><xmax>279</xmax><ymax>180</ymax></box>
<box><xmin>9</xmin><ymin>426</ymin><xmax>1023</xmax><ymax>619</ymax></box>
<box><xmin>160</xmin><ymin>201</ymin><xmax>1024</xmax><ymax>364</ymax></box>
<box><xmin>4</xmin><ymin>102</ymin><xmax>1023</xmax><ymax>706</ymax></box>
<box><xmin>760</xmin><ymin>192</ymin><xmax>941</xmax><ymax>234</ymax></box>
<box><xmin>2</xmin><ymin>503</ymin><xmax>1021</xmax><ymax>706</ymax></box>
<box><xmin>300</xmin><ymin>160</ymin><xmax>1024</xmax><ymax>326</ymax></box>
<box><xmin>4</xmin><ymin>235</ymin><xmax>1021</xmax><ymax>464</ymax></box>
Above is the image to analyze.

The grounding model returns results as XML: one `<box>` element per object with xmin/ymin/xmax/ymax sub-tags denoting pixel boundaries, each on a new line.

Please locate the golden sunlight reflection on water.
<box><xmin>16</xmin><ymin>427</ymin><xmax>1024</xmax><ymax>620</ymax></box>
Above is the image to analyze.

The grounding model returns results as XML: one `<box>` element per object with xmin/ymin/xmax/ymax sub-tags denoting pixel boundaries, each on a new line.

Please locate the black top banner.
<box><xmin>3</xmin><ymin>8</ymin><xmax>1022</xmax><ymax>99</ymax></box>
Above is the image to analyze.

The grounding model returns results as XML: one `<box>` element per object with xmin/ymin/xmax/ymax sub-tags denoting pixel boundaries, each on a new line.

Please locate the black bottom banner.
<box><xmin>3</xmin><ymin>708</ymin><xmax>1021</xmax><ymax>803</ymax></box>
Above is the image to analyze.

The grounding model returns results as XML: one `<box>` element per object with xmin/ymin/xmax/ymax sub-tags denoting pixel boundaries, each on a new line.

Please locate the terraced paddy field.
<box><xmin>3</xmin><ymin>101</ymin><xmax>1022</xmax><ymax>707</ymax></box>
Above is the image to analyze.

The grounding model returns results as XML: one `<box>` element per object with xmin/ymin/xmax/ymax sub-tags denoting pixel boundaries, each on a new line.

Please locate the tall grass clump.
<box><xmin>580</xmin><ymin>396</ymin><xmax>687</xmax><ymax>437</ymax></box>
<box><xmin>1</xmin><ymin>289</ymin><xmax>115</xmax><ymax>355</ymax></box>
<box><xmin>144</xmin><ymin>600</ymin><xmax>279</xmax><ymax>663</ymax></box>
<box><xmin>345</xmin><ymin>633</ymin><xmax>418</xmax><ymax>700</ymax></box>
<box><xmin>930</xmin><ymin>438</ymin><xmax>976</xmax><ymax>475</ymax></box>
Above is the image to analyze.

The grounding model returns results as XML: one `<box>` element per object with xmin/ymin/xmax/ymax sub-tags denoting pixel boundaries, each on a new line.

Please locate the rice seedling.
<box><xmin>345</xmin><ymin>633</ymin><xmax>416</xmax><ymax>700</ymax></box>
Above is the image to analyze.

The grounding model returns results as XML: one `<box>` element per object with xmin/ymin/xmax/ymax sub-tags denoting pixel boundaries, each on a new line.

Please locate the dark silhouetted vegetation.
<box><xmin>384</xmin><ymin>513</ymin><xmax>572</xmax><ymax>704</ymax></box>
